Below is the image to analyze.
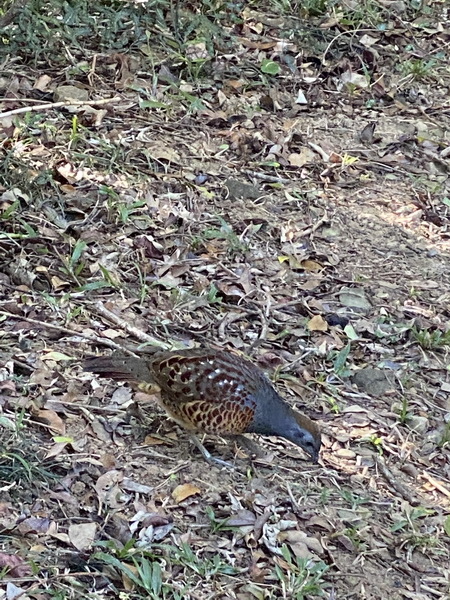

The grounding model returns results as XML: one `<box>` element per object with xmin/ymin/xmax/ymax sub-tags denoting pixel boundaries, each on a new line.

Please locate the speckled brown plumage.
<box><xmin>84</xmin><ymin>348</ymin><xmax>321</xmax><ymax>464</ymax></box>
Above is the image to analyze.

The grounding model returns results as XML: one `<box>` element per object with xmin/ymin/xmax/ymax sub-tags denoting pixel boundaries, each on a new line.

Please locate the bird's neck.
<box><xmin>248</xmin><ymin>392</ymin><xmax>297</xmax><ymax>436</ymax></box>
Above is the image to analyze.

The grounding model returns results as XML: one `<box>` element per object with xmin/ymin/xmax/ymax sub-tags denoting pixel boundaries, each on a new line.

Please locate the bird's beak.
<box><xmin>311</xmin><ymin>450</ymin><xmax>320</xmax><ymax>463</ymax></box>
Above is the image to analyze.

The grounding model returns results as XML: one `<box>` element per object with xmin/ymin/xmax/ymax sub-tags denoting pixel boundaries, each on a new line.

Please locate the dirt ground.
<box><xmin>0</xmin><ymin>2</ymin><xmax>449</xmax><ymax>599</ymax></box>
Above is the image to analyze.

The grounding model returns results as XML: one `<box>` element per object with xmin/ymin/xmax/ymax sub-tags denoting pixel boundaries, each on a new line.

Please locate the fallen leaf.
<box><xmin>172</xmin><ymin>483</ymin><xmax>201</xmax><ymax>503</ymax></box>
<box><xmin>95</xmin><ymin>470</ymin><xmax>124</xmax><ymax>509</ymax></box>
<box><xmin>0</xmin><ymin>552</ymin><xmax>32</xmax><ymax>577</ymax></box>
<box><xmin>302</xmin><ymin>259</ymin><xmax>323</xmax><ymax>272</ymax></box>
<box><xmin>69</xmin><ymin>522</ymin><xmax>97</xmax><ymax>551</ymax></box>
<box><xmin>339</xmin><ymin>287</ymin><xmax>372</xmax><ymax>311</ymax></box>
<box><xmin>50</xmin><ymin>276</ymin><xmax>70</xmax><ymax>290</ymax></box>
<box><xmin>444</xmin><ymin>515</ymin><xmax>450</xmax><ymax>536</ymax></box>
<box><xmin>17</xmin><ymin>516</ymin><xmax>53</xmax><ymax>535</ymax></box>
<box><xmin>343</xmin><ymin>323</ymin><xmax>359</xmax><ymax>340</ymax></box>
<box><xmin>340</xmin><ymin>71</ymin><xmax>370</xmax><ymax>89</ymax></box>
<box><xmin>295</xmin><ymin>88</ymin><xmax>307</xmax><ymax>104</ymax></box>
<box><xmin>44</xmin><ymin>441</ymin><xmax>69</xmax><ymax>459</ymax></box>
<box><xmin>307</xmin><ymin>315</ymin><xmax>328</xmax><ymax>332</ymax></box>
<box><xmin>288</xmin><ymin>147</ymin><xmax>315</xmax><ymax>167</ymax></box>
<box><xmin>102</xmin><ymin>328</ymin><xmax>124</xmax><ymax>340</ymax></box>
<box><xmin>227</xmin><ymin>510</ymin><xmax>256</xmax><ymax>527</ymax></box>
<box><xmin>32</xmin><ymin>409</ymin><xmax>65</xmax><ymax>434</ymax></box>
<box><xmin>42</xmin><ymin>351</ymin><xmax>73</xmax><ymax>361</ymax></box>
<box><xmin>6</xmin><ymin>581</ymin><xmax>27</xmax><ymax>600</ymax></box>
<box><xmin>144</xmin><ymin>435</ymin><xmax>165</xmax><ymax>445</ymax></box>
<box><xmin>33</xmin><ymin>74</ymin><xmax>51</xmax><ymax>91</ymax></box>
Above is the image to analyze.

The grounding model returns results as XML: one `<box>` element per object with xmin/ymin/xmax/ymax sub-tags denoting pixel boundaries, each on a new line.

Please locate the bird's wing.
<box><xmin>149</xmin><ymin>349</ymin><xmax>267</xmax><ymax>403</ymax></box>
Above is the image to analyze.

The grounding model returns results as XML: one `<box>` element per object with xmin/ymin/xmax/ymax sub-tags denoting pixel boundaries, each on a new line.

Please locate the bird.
<box><xmin>84</xmin><ymin>347</ymin><xmax>321</xmax><ymax>467</ymax></box>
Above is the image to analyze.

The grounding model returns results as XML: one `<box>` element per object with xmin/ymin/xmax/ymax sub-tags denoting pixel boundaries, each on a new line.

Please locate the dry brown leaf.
<box><xmin>227</xmin><ymin>510</ymin><xmax>256</xmax><ymax>527</ymax></box>
<box><xmin>56</xmin><ymin>162</ymin><xmax>78</xmax><ymax>183</ymax></box>
<box><xmin>0</xmin><ymin>552</ymin><xmax>32</xmax><ymax>577</ymax></box>
<box><xmin>16</xmin><ymin>516</ymin><xmax>53</xmax><ymax>535</ymax></box>
<box><xmin>172</xmin><ymin>483</ymin><xmax>201</xmax><ymax>503</ymax></box>
<box><xmin>237</xmin><ymin>37</ymin><xmax>276</xmax><ymax>49</ymax></box>
<box><xmin>95</xmin><ymin>470</ymin><xmax>124</xmax><ymax>509</ymax></box>
<box><xmin>102</xmin><ymin>328</ymin><xmax>124</xmax><ymax>339</ymax></box>
<box><xmin>289</xmin><ymin>541</ymin><xmax>311</xmax><ymax>559</ymax></box>
<box><xmin>32</xmin><ymin>409</ymin><xmax>65</xmax><ymax>434</ymax></box>
<box><xmin>288</xmin><ymin>147</ymin><xmax>316</xmax><ymax>167</ymax></box>
<box><xmin>144</xmin><ymin>435</ymin><xmax>165</xmax><ymax>445</ymax></box>
<box><xmin>33</xmin><ymin>74</ymin><xmax>51</xmax><ymax>91</ymax></box>
<box><xmin>307</xmin><ymin>315</ymin><xmax>328</xmax><ymax>332</ymax></box>
<box><xmin>226</xmin><ymin>79</ymin><xmax>246</xmax><ymax>89</ymax></box>
<box><xmin>42</xmin><ymin>351</ymin><xmax>72</xmax><ymax>361</ymax></box>
<box><xmin>299</xmin><ymin>278</ymin><xmax>323</xmax><ymax>291</ymax></box>
<box><xmin>50</xmin><ymin>275</ymin><xmax>70</xmax><ymax>290</ymax></box>
<box><xmin>122</xmin><ymin>563</ymin><xmax>139</xmax><ymax>591</ymax></box>
<box><xmin>301</xmin><ymin>259</ymin><xmax>323</xmax><ymax>272</ymax></box>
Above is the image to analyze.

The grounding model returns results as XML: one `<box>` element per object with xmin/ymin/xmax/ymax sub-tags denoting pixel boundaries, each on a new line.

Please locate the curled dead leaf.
<box><xmin>95</xmin><ymin>470</ymin><xmax>124</xmax><ymax>509</ymax></box>
<box><xmin>32</xmin><ymin>409</ymin><xmax>65</xmax><ymax>435</ymax></box>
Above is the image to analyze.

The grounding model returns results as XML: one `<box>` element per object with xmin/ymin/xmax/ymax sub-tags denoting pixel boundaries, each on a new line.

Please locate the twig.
<box><xmin>11</xmin><ymin>358</ymin><xmax>33</xmax><ymax>372</ymax></box>
<box><xmin>321</xmin><ymin>28</ymin><xmax>379</xmax><ymax>63</ymax></box>
<box><xmin>286</xmin><ymin>481</ymin><xmax>303</xmax><ymax>517</ymax></box>
<box><xmin>0</xmin><ymin>96</ymin><xmax>122</xmax><ymax>119</ymax></box>
<box><xmin>420</xmin><ymin>471</ymin><xmax>450</xmax><ymax>499</ymax></box>
<box><xmin>298</xmin><ymin>211</ymin><xmax>329</xmax><ymax>237</ymax></box>
<box><xmin>92</xmin><ymin>302</ymin><xmax>171</xmax><ymax>349</ymax></box>
<box><xmin>375</xmin><ymin>456</ymin><xmax>420</xmax><ymax>506</ymax></box>
<box><xmin>0</xmin><ymin>97</ymin><xmax>55</xmax><ymax>103</ymax></box>
<box><xmin>243</xmin><ymin>170</ymin><xmax>293</xmax><ymax>184</ymax></box>
<box><xmin>0</xmin><ymin>311</ymin><xmax>127</xmax><ymax>352</ymax></box>
<box><xmin>218</xmin><ymin>312</ymin><xmax>244</xmax><ymax>340</ymax></box>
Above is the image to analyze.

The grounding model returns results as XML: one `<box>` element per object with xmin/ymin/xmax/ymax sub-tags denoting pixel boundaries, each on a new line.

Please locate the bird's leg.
<box><xmin>188</xmin><ymin>433</ymin><xmax>235</xmax><ymax>469</ymax></box>
<box><xmin>232</xmin><ymin>435</ymin><xmax>268</xmax><ymax>458</ymax></box>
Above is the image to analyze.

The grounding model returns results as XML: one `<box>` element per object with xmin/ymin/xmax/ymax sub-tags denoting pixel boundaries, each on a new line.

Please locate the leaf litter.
<box><xmin>0</xmin><ymin>1</ymin><xmax>449</xmax><ymax>598</ymax></box>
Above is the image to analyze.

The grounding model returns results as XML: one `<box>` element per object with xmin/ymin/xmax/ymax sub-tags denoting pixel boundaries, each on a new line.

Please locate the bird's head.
<box><xmin>284</xmin><ymin>411</ymin><xmax>322</xmax><ymax>462</ymax></box>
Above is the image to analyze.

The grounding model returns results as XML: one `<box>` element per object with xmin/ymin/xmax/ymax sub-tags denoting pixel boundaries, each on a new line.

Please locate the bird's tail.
<box><xmin>84</xmin><ymin>354</ymin><xmax>152</xmax><ymax>383</ymax></box>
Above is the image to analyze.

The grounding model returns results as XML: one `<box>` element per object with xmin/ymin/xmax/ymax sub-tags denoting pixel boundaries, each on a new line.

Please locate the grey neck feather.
<box><xmin>247</xmin><ymin>388</ymin><xmax>297</xmax><ymax>437</ymax></box>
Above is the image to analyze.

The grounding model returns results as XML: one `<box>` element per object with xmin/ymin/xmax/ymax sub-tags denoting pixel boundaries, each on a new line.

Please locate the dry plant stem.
<box><xmin>247</xmin><ymin>308</ymin><xmax>269</xmax><ymax>352</ymax></box>
<box><xmin>375</xmin><ymin>456</ymin><xmax>420</xmax><ymax>506</ymax></box>
<box><xmin>421</xmin><ymin>471</ymin><xmax>450</xmax><ymax>499</ymax></box>
<box><xmin>92</xmin><ymin>301</ymin><xmax>171</xmax><ymax>348</ymax></box>
<box><xmin>243</xmin><ymin>170</ymin><xmax>293</xmax><ymax>184</ymax></box>
<box><xmin>218</xmin><ymin>312</ymin><xmax>244</xmax><ymax>339</ymax></box>
<box><xmin>0</xmin><ymin>310</ymin><xmax>128</xmax><ymax>353</ymax></box>
<box><xmin>11</xmin><ymin>358</ymin><xmax>33</xmax><ymax>372</ymax></box>
<box><xmin>0</xmin><ymin>96</ymin><xmax>122</xmax><ymax>119</ymax></box>
<box><xmin>321</xmin><ymin>28</ymin><xmax>379</xmax><ymax>62</ymax></box>
<box><xmin>0</xmin><ymin>97</ymin><xmax>57</xmax><ymax>103</ymax></box>
<box><xmin>297</xmin><ymin>211</ymin><xmax>329</xmax><ymax>238</ymax></box>
<box><xmin>285</xmin><ymin>482</ymin><xmax>302</xmax><ymax>516</ymax></box>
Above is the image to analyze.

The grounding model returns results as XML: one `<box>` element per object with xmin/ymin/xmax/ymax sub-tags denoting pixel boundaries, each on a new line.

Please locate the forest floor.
<box><xmin>0</xmin><ymin>1</ymin><xmax>449</xmax><ymax>599</ymax></box>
